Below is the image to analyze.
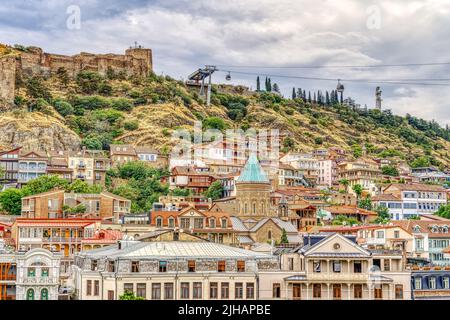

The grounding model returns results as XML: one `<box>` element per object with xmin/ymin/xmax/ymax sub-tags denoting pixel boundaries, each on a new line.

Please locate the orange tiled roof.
<box><xmin>326</xmin><ymin>205</ymin><xmax>377</xmax><ymax>216</ymax></box>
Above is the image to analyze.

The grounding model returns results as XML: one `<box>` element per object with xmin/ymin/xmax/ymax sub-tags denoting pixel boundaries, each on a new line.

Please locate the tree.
<box><xmin>332</xmin><ymin>215</ymin><xmax>359</xmax><ymax>226</ymax></box>
<box><xmin>435</xmin><ymin>204</ymin><xmax>450</xmax><ymax>219</ymax></box>
<box><xmin>56</xmin><ymin>67</ymin><xmax>70</xmax><ymax>88</ymax></box>
<box><xmin>171</xmin><ymin>188</ymin><xmax>192</xmax><ymax>197</ymax></box>
<box><xmin>374</xmin><ymin>205</ymin><xmax>390</xmax><ymax>224</ymax></box>
<box><xmin>381</xmin><ymin>165</ymin><xmax>399</xmax><ymax>176</ymax></box>
<box><xmin>280</xmin><ymin>228</ymin><xmax>288</xmax><ymax>244</ymax></box>
<box><xmin>203</xmin><ymin>181</ymin><xmax>224</xmax><ymax>200</ymax></box>
<box><xmin>54</xmin><ymin>100</ymin><xmax>74</xmax><ymax>117</ymax></box>
<box><xmin>358</xmin><ymin>196</ymin><xmax>372</xmax><ymax>210</ymax></box>
<box><xmin>0</xmin><ymin>188</ymin><xmax>24</xmax><ymax>215</ymax></box>
<box><xmin>256</xmin><ymin>76</ymin><xmax>261</xmax><ymax>91</ymax></box>
<box><xmin>325</xmin><ymin>91</ymin><xmax>330</xmax><ymax>105</ymax></box>
<box><xmin>119</xmin><ymin>291</ymin><xmax>145</xmax><ymax>300</ymax></box>
<box><xmin>339</xmin><ymin>179</ymin><xmax>349</xmax><ymax>193</ymax></box>
<box><xmin>26</xmin><ymin>76</ymin><xmax>52</xmax><ymax>102</ymax></box>
<box><xmin>272</xmin><ymin>83</ymin><xmax>280</xmax><ymax>93</ymax></box>
<box><xmin>76</xmin><ymin>71</ymin><xmax>103</xmax><ymax>94</ymax></box>
<box><xmin>24</xmin><ymin>175</ymin><xmax>69</xmax><ymax>195</ymax></box>
<box><xmin>0</xmin><ymin>166</ymin><xmax>5</xmax><ymax>181</ymax></box>
<box><xmin>308</xmin><ymin>91</ymin><xmax>311</xmax><ymax>103</ymax></box>
<box><xmin>352</xmin><ymin>184</ymin><xmax>363</xmax><ymax>201</ymax></box>
<box><xmin>203</xmin><ymin>117</ymin><xmax>227</xmax><ymax>131</ymax></box>
<box><xmin>410</xmin><ymin>156</ymin><xmax>431</xmax><ymax>168</ymax></box>
<box><xmin>292</xmin><ymin>88</ymin><xmax>296</xmax><ymax>99</ymax></box>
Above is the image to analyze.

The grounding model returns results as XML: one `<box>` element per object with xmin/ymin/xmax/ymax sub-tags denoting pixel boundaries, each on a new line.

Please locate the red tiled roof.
<box><xmin>326</xmin><ymin>205</ymin><xmax>377</xmax><ymax>216</ymax></box>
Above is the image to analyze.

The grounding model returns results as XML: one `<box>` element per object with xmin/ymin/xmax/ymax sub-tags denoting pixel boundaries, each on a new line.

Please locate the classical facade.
<box><xmin>70</xmin><ymin>241</ymin><xmax>278</xmax><ymax>300</ymax></box>
<box><xmin>15</xmin><ymin>248</ymin><xmax>61</xmax><ymax>300</ymax></box>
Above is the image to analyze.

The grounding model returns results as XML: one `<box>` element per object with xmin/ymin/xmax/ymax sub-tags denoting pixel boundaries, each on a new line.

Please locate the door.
<box><xmin>333</xmin><ymin>284</ymin><xmax>341</xmax><ymax>300</ymax></box>
<box><xmin>108</xmin><ymin>290</ymin><xmax>115</xmax><ymax>300</ymax></box>
<box><xmin>293</xmin><ymin>284</ymin><xmax>301</xmax><ymax>300</ymax></box>
<box><xmin>64</xmin><ymin>244</ymin><xmax>69</xmax><ymax>257</ymax></box>
<box><xmin>26</xmin><ymin>289</ymin><xmax>34</xmax><ymax>300</ymax></box>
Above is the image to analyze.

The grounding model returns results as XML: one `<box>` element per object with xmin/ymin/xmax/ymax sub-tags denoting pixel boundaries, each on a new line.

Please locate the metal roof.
<box><xmin>236</xmin><ymin>153</ymin><xmax>269</xmax><ymax>183</ymax></box>
<box><xmin>80</xmin><ymin>241</ymin><xmax>272</xmax><ymax>259</ymax></box>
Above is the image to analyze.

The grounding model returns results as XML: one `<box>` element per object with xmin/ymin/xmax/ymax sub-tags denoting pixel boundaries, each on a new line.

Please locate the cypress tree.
<box><xmin>308</xmin><ymin>91</ymin><xmax>311</xmax><ymax>103</ymax></box>
<box><xmin>326</xmin><ymin>91</ymin><xmax>330</xmax><ymax>105</ymax></box>
<box><xmin>313</xmin><ymin>92</ymin><xmax>316</xmax><ymax>104</ymax></box>
<box><xmin>297</xmin><ymin>88</ymin><xmax>302</xmax><ymax>99</ymax></box>
<box><xmin>268</xmin><ymin>78</ymin><xmax>272</xmax><ymax>92</ymax></box>
<box><xmin>303</xmin><ymin>90</ymin><xmax>306</xmax><ymax>100</ymax></box>
<box><xmin>292</xmin><ymin>87</ymin><xmax>296</xmax><ymax>99</ymax></box>
<box><xmin>256</xmin><ymin>76</ymin><xmax>260</xmax><ymax>91</ymax></box>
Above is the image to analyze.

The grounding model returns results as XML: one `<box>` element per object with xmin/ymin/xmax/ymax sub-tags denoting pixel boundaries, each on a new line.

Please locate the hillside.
<box><xmin>1</xmin><ymin>63</ymin><xmax>450</xmax><ymax>169</ymax></box>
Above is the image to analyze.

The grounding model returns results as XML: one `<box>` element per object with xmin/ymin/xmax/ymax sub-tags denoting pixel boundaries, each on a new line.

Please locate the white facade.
<box><xmin>15</xmin><ymin>248</ymin><xmax>61</xmax><ymax>300</ymax></box>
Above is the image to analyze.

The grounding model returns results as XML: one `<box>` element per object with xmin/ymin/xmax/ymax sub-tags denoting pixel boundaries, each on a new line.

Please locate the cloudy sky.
<box><xmin>1</xmin><ymin>0</ymin><xmax>450</xmax><ymax>126</ymax></box>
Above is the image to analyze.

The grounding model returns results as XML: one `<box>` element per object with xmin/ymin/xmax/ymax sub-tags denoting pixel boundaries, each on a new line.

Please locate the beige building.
<box><xmin>337</xmin><ymin>157</ymin><xmax>381</xmax><ymax>196</ymax></box>
<box><xmin>259</xmin><ymin>233</ymin><xmax>411</xmax><ymax>300</ymax></box>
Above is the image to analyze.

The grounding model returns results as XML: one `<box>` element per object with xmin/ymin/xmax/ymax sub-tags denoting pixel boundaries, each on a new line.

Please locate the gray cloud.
<box><xmin>1</xmin><ymin>0</ymin><xmax>450</xmax><ymax>125</ymax></box>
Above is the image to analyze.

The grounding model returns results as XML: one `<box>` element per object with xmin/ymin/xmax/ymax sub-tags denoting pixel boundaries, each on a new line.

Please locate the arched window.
<box><xmin>268</xmin><ymin>230</ymin><xmax>272</xmax><ymax>240</ymax></box>
<box><xmin>209</xmin><ymin>218</ymin><xmax>216</xmax><ymax>228</ymax></box>
<box><xmin>168</xmin><ymin>217</ymin><xmax>175</xmax><ymax>228</ymax></box>
<box><xmin>26</xmin><ymin>288</ymin><xmax>35</xmax><ymax>300</ymax></box>
<box><xmin>41</xmin><ymin>288</ymin><xmax>48</xmax><ymax>300</ymax></box>
<box><xmin>253</xmin><ymin>203</ymin><xmax>256</xmax><ymax>214</ymax></box>
<box><xmin>221</xmin><ymin>218</ymin><xmax>227</xmax><ymax>228</ymax></box>
<box><xmin>156</xmin><ymin>217</ymin><xmax>163</xmax><ymax>228</ymax></box>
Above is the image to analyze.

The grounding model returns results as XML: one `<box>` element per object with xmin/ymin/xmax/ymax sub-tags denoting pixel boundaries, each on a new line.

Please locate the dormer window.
<box><xmin>221</xmin><ymin>218</ymin><xmax>227</xmax><ymax>228</ymax></box>
<box><xmin>209</xmin><ymin>218</ymin><xmax>216</xmax><ymax>228</ymax></box>
<box><xmin>413</xmin><ymin>225</ymin><xmax>421</xmax><ymax>233</ymax></box>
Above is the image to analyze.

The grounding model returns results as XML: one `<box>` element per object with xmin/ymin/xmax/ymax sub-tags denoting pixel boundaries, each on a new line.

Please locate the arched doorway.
<box><xmin>26</xmin><ymin>288</ymin><xmax>34</xmax><ymax>300</ymax></box>
<box><xmin>41</xmin><ymin>288</ymin><xmax>48</xmax><ymax>300</ymax></box>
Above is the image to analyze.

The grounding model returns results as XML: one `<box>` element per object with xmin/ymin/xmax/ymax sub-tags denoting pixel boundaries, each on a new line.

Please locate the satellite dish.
<box><xmin>226</xmin><ymin>72</ymin><xmax>231</xmax><ymax>81</ymax></box>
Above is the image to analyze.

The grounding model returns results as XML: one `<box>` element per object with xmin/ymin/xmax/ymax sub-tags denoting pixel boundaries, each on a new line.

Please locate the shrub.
<box><xmin>76</xmin><ymin>71</ymin><xmax>103</xmax><ymax>94</ymax></box>
<box><xmin>124</xmin><ymin>120</ymin><xmax>139</xmax><ymax>131</ymax></box>
<box><xmin>54</xmin><ymin>100</ymin><xmax>74</xmax><ymax>116</ymax></box>
<box><xmin>111</xmin><ymin>98</ymin><xmax>133</xmax><ymax>111</ymax></box>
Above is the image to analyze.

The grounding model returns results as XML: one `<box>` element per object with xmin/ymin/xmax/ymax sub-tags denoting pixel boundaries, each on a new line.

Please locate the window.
<box><xmin>193</xmin><ymin>282</ymin><xmax>202</xmax><ymax>299</ymax></box>
<box><xmin>267</xmin><ymin>230</ymin><xmax>272</xmax><ymax>240</ymax></box>
<box><xmin>218</xmin><ymin>260</ymin><xmax>226</xmax><ymax>272</ymax></box>
<box><xmin>164</xmin><ymin>283</ymin><xmax>174</xmax><ymax>300</ymax></box>
<box><xmin>93</xmin><ymin>280</ymin><xmax>99</xmax><ymax>296</ymax></box>
<box><xmin>221</xmin><ymin>218</ymin><xmax>227</xmax><ymax>228</ymax></box>
<box><xmin>209</xmin><ymin>218</ymin><xmax>216</xmax><ymax>228</ymax></box>
<box><xmin>246</xmin><ymin>283</ymin><xmax>255</xmax><ymax>299</ymax></box>
<box><xmin>414</xmin><ymin>278</ymin><xmax>422</xmax><ymax>290</ymax></box>
<box><xmin>273</xmin><ymin>283</ymin><xmax>281</xmax><ymax>298</ymax></box>
<box><xmin>108</xmin><ymin>261</ymin><xmax>115</xmax><ymax>273</ymax></box>
<box><xmin>188</xmin><ymin>260</ymin><xmax>196</xmax><ymax>272</ymax></box>
<box><xmin>210</xmin><ymin>282</ymin><xmax>218</xmax><ymax>299</ymax></box>
<box><xmin>91</xmin><ymin>260</ymin><xmax>98</xmax><ymax>271</ymax></box>
<box><xmin>354</xmin><ymin>284</ymin><xmax>362</xmax><ymax>299</ymax></box>
<box><xmin>313</xmin><ymin>284</ymin><xmax>321</xmax><ymax>299</ymax></box>
<box><xmin>40</xmin><ymin>268</ymin><xmax>49</xmax><ymax>277</ymax></box>
<box><xmin>181</xmin><ymin>283</ymin><xmax>190</xmax><ymax>299</ymax></box>
<box><xmin>288</xmin><ymin>258</ymin><xmax>294</xmax><ymax>271</ymax></box>
<box><xmin>180</xmin><ymin>218</ymin><xmax>190</xmax><ymax>229</ymax></box>
<box><xmin>376</xmin><ymin>231</ymin><xmax>384</xmax><ymax>239</ymax></box>
<box><xmin>151</xmin><ymin>283</ymin><xmax>160</xmax><ymax>300</ymax></box>
<box><xmin>394</xmin><ymin>231</ymin><xmax>400</xmax><ymax>238</ymax></box>
<box><xmin>395</xmin><ymin>285</ymin><xmax>403</xmax><ymax>299</ymax></box>
<box><xmin>443</xmin><ymin>277</ymin><xmax>450</xmax><ymax>289</ymax></box>
<box><xmin>159</xmin><ymin>261</ymin><xmax>167</xmax><ymax>272</ymax></box>
<box><xmin>108</xmin><ymin>290</ymin><xmax>114</xmax><ymax>300</ymax></box>
<box><xmin>87</xmin><ymin>280</ymin><xmax>92</xmax><ymax>296</ymax></box>
<box><xmin>313</xmin><ymin>261</ymin><xmax>321</xmax><ymax>273</ymax></box>
<box><xmin>237</xmin><ymin>260</ymin><xmax>245</xmax><ymax>272</ymax></box>
<box><xmin>235</xmin><ymin>283</ymin><xmax>244</xmax><ymax>299</ymax></box>
<box><xmin>131</xmin><ymin>261</ymin><xmax>140</xmax><ymax>272</ymax></box>
<box><xmin>332</xmin><ymin>261</ymin><xmax>341</xmax><ymax>273</ymax></box>
<box><xmin>221</xmin><ymin>283</ymin><xmax>229</xmax><ymax>299</ymax></box>
<box><xmin>429</xmin><ymin>277</ymin><xmax>436</xmax><ymax>289</ymax></box>
<box><xmin>383</xmin><ymin>259</ymin><xmax>390</xmax><ymax>271</ymax></box>
<box><xmin>374</xmin><ymin>286</ymin><xmax>382</xmax><ymax>299</ymax></box>
<box><xmin>156</xmin><ymin>217</ymin><xmax>163</xmax><ymax>228</ymax></box>
<box><xmin>124</xmin><ymin>283</ymin><xmax>133</xmax><ymax>294</ymax></box>
<box><xmin>194</xmin><ymin>218</ymin><xmax>204</xmax><ymax>229</ymax></box>
<box><xmin>168</xmin><ymin>218</ymin><xmax>175</xmax><ymax>228</ymax></box>
<box><xmin>353</xmin><ymin>261</ymin><xmax>362</xmax><ymax>273</ymax></box>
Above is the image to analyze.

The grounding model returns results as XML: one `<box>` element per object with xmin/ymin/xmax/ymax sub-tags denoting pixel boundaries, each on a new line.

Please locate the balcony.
<box><xmin>77</xmin><ymin>164</ymin><xmax>86</xmax><ymax>169</ymax></box>
<box><xmin>363</xmin><ymin>238</ymin><xmax>386</xmax><ymax>246</ymax></box>
<box><xmin>114</xmin><ymin>207</ymin><xmax>130</xmax><ymax>213</ymax></box>
<box><xmin>42</xmin><ymin>237</ymin><xmax>82</xmax><ymax>243</ymax></box>
<box><xmin>307</xmin><ymin>273</ymin><xmax>368</xmax><ymax>282</ymax></box>
<box><xmin>20</xmin><ymin>277</ymin><xmax>58</xmax><ymax>285</ymax></box>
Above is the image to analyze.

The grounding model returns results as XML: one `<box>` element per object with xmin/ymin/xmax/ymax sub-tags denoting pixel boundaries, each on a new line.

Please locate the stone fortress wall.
<box><xmin>0</xmin><ymin>45</ymin><xmax>153</xmax><ymax>108</ymax></box>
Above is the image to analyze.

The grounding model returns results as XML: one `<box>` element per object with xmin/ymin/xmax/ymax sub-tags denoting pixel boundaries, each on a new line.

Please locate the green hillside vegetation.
<box><xmin>9</xmin><ymin>66</ymin><xmax>450</xmax><ymax>171</ymax></box>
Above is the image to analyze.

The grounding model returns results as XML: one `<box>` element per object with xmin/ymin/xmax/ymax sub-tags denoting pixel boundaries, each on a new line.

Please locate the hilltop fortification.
<box><xmin>0</xmin><ymin>44</ymin><xmax>153</xmax><ymax>108</ymax></box>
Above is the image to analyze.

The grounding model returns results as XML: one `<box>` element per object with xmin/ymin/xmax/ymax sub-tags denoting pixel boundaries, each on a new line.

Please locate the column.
<box><xmin>347</xmin><ymin>284</ymin><xmax>351</xmax><ymax>300</ymax></box>
<box><xmin>306</xmin><ymin>283</ymin><xmax>309</xmax><ymax>300</ymax></box>
<box><xmin>327</xmin><ymin>283</ymin><xmax>330</xmax><ymax>300</ymax></box>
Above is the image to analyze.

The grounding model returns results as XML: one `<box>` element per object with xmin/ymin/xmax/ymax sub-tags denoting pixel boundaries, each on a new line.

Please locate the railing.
<box><xmin>307</xmin><ymin>273</ymin><xmax>368</xmax><ymax>282</ymax></box>
<box><xmin>42</xmin><ymin>237</ymin><xmax>82</xmax><ymax>243</ymax></box>
<box><xmin>20</xmin><ymin>277</ymin><xmax>59</xmax><ymax>285</ymax></box>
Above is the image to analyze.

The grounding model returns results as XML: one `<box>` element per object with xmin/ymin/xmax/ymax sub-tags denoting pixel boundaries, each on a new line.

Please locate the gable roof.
<box><xmin>301</xmin><ymin>233</ymin><xmax>371</xmax><ymax>257</ymax></box>
<box><xmin>236</xmin><ymin>153</ymin><xmax>269</xmax><ymax>183</ymax></box>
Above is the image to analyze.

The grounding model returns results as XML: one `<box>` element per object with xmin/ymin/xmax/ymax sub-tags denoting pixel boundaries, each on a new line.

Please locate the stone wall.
<box><xmin>0</xmin><ymin>56</ymin><xmax>16</xmax><ymax>108</ymax></box>
<box><xmin>16</xmin><ymin>46</ymin><xmax>153</xmax><ymax>78</ymax></box>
